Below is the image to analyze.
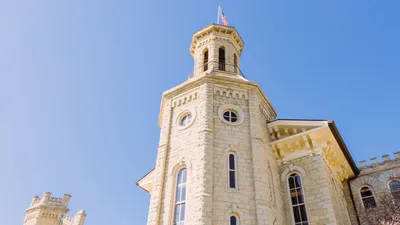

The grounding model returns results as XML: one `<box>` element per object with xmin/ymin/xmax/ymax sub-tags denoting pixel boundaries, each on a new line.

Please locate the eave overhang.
<box><xmin>158</xmin><ymin>74</ymin><xmax>277</xmax><ymax>127</ymax></box>
<box><xmin>268</xmin><ymin>119</ymin><xmax>359</xmax><ymax>181</ymax></box>
<box><xmin>190</xmin><ymin>24</ymin><xmax>244</xmax><ymax>56</ymax></box>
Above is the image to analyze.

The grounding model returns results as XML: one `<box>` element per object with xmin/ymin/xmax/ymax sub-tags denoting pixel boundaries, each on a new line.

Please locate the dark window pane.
<box><xmin>290</xmin><ymin>190</ymin><xmax>299</xmax><ymax>205</ymax></box>
<box><xmin>300</xmin><ymin>205</ymin><xmax>308</xmax><ymax>221</ymax></box>
<box><xmin>230</xmin><ymin>216</ymin><xmax>237</xmax><ymax>225</ymax></box>
<box><xmin>229</xmin><ymin>154</ymin><xmax>235</xmax><ymax>169</ymax></box>
<box><xmin>295</xmin><ymin>175</ymin><xmax>302</xmax><ymax>187</ymax></box>
<box><xmin>360</xmin><ymin>187</ymin><xmax>373</xmax><ymax>197</ymax></box>
<box><xmin>297</xmin><ymin>189</ymin><xmax>304</xmax><ymax>204</ymax></box>
<box><xmin>293</xmin><ymin>206</ymin><xmax>301</xmax><ymax>222</ymax></box>
<box><xmin>231</xmin><ymin>117</ymin><xmax>237</xmax><ymax>122</ymax></box>
<box><xmin>229</xmin><ymin>171</ymin><xmax>236</xmax><ymax>188</ymax></box>
<box><xmin>363</xmin><ymin>197</ymin><xmax>377</xmax><ymax>208</ymax></box>
<box><xmin>289</xmin><ymin>176</ymin><xmax>295</xmax><ymax>189</ymax></box>
<box><xmin>390</xmin><ymin>181</ymin><xmax>400</xmax><ymax>202</ymax></box>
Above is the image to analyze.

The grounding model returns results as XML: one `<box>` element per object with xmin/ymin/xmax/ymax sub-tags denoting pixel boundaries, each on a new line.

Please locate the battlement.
<box><xmin>61</xmin><ymin>214</ymin><xmax>74</xmax><ymax>225</ymax></box>
<box><xmin>359</xmin><ymin>152</ymin><xmax>400</xmax><ymax>169</ymax></box>
<box><xmin>30</xmin><ymin>192</ymin><xmax>71</xmax><ymax>208</ymax></box>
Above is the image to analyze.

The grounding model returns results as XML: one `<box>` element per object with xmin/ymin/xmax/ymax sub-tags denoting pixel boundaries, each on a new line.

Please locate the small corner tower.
<box><xmin>23</xmin><ymin>192</ymin><xmax>86</xmax><ymax>225</ymax></box>
<box><xmin>189</xmin><ymin>24</ymin><xmax>245</xmax><ymax>79</ymax></box>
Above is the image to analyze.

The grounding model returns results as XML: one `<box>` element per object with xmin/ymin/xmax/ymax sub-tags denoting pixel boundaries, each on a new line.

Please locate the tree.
<box><xmin>358</xmin><ymin>193</ymin><xmax>400</xmax><ymax>225</ymax></box>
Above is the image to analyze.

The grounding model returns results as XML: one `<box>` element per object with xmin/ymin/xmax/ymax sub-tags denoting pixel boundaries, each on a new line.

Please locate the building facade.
<box><xmin>24</xmin><ymin>192</ymin><xmax>86</xmax><ymax>225</ymax></box>
<box><xmin>137</xmin><ymin>24</ymin><xmax>400</xmax><ymax>225</ymax></box>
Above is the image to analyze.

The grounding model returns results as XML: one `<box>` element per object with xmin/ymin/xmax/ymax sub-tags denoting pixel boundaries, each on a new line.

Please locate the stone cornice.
<box><xmin>190</xmin><ymin>24</ymin><xmax>244</xmax><ymax>56</ymax></box>
<box><xmin>158</xmin><ymin>74</ymin><xmax>277</xmax><ymax>127</ymax></box>
<box><xmin>268</xmin><ymin>120</ymin><xmax>357</xmax><ymax>181</ymax></box>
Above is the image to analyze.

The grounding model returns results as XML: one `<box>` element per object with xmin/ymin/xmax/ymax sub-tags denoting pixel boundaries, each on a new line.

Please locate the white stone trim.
<box><xmin>218</xmin><ymin>104</ymin><xmax>244</xmax><ymax>126</ymax></box>
<box><xmin>224</xmin><ymin>206</ymin><xmax>244</xmax><ymax>225</ymax></box>
<box><xmin>280</xmin><ymin>164</ymin><xmax>306</xmax><ymax>183</ymax></box>
<box><xmin>176</xmin><ymin>108</ymin><xmax>196</xmax><ymax>131</ymax></box>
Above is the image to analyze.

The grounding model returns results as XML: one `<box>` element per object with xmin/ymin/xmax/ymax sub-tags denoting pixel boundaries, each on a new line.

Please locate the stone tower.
<box><xmin>24</xmin><ymin>192</ymin><xmax>86</xmax><ymax>225</ymax></box>
<box><xmin>138</xmin><ymin>24</ymin><xmax>282</xmax><ymax>225</ymax></box>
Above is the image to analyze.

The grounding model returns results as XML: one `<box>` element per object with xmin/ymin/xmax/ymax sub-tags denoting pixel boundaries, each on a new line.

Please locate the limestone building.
<box><xmin>24</xmin><ymin>192</ymin><xmax>86</xmax><ymax>225</ymax></box>
<box><xmin>137</xmin><ymin>24</ymin><xmax>400</xmax><ymax>225</ymax></box>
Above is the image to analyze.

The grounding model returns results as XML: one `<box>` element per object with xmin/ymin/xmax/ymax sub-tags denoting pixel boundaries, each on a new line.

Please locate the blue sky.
<box><xmin>1</xmin><ymin>1</ymin><xmax>399</xmax><ymax>224</ymax></box>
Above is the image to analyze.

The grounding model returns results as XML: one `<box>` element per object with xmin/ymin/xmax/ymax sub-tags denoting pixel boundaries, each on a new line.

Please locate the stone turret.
<box><xmin>189</xmin><ymin>24</ymin><xmax>245</xmax><ymax>78</ymax></box>
<box><xmin>24</xmin><ymin>192</ymin><xmax>86</xmax><ymax>225</ymax></box>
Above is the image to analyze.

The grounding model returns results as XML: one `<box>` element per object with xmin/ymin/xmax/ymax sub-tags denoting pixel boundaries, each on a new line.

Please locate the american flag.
<box><xmin>218</xmin><ymin>6</ymin><xmax>228</xmax><ymax>26</ymax></box>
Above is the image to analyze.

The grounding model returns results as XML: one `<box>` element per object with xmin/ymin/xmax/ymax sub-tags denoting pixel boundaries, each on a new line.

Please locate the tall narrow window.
<box><xmin>288</xmin><ymin>173</ymin><xmax>308</xmax><ymax>225</ymax></box>
<box><xmin>360</xmin><ymin>186</ymin><xmax>377</xmax><ymax>208</ymax></box>
<box><xmin>174</xmin><ymin>168</ymin><xmax>187</xmax><ymax>225</ymax></box>
<box><xmin>233</xmin><ymin>54</ymin><xmax>238</xmax><ymax>73</ymax></box>
<box><xmin>228</xmin><ymin>153</ymin><xmax>237</xmax><ymax>189</ymax></box>
<box><xmin>219</xmin><ymin>47</ymin><xmax>225</xmax><ymax>71</ymax></box>
<box><xmin>230</xmin><ymin>215</ymin><xmax>238</xmax><ymax>225</ymax></box>
<box><xmin>268</xmin><ymin>167</ymin><xmax>276</xmax><ymax>205</ymax></box>
<box><xmin>203</xmin><ymin>50</ymin><xmax>209</xmax><ymax>71</ymax></box>
<box><xmin>389</xmin><ymin>180</ymin><xmax>400</xmax><ymax>205</ymax></box>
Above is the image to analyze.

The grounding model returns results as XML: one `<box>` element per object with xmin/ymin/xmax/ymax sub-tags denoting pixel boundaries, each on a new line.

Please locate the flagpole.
<box><xmin>217</xmin><ymin>5</ymin><xmax>220</xmax><ymax>24</ymax></box>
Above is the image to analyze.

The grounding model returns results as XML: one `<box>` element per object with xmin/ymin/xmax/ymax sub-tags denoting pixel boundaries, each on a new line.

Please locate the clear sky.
<box><xmin>1</xmin><ymin>1</ymin><xmax>399</xmax><ymax>224</ymax></box>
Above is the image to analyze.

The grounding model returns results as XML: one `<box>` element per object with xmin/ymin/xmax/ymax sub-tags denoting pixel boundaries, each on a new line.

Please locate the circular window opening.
<box><xmin>223</xmin><ymin>111</ymin><xmax>238</xmax><ymax>123</ymax></box>
<box><xmin>180</xmin><ymin>113</ymin><xmax>192</xmax><ymax>126</ymax></box>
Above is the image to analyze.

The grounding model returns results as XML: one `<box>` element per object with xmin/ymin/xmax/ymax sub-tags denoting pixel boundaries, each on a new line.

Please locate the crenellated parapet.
<box><xmin>359</xmin><ymin>152</ymin><xmax>400</xmax><ymax>169</ymax></box>
<box><xmin>24</xmin><ymin>192</ymin><xmax>86</xmax><ymax>225</ymax></box>
<box><xmin>30</xmin><ymin>192</ymin><xmax>71</xmax><ymax>208</ymax></box>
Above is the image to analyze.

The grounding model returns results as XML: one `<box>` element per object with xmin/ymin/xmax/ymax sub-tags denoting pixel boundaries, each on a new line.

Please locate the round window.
<box><xmin>223</xmin><ymin>111</ymin><xmax>238</xmax><ymax>123</ymax></box>
<box><xmin>180</xmin><ymin>114</ymin><xmax>192</xmax><ymax>126</ymax></box>
<box><xmin>218</xmin><ymin>104</ymin><xmax>244</xmax><ymax>125</ymax></box>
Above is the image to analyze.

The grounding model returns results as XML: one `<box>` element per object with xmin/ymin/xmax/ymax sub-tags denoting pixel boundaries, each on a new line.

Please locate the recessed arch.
<box><xmin>281</xmin><ymin>164</ymin><xmax>306</xmax><ymax>182</ymax></box>
<box><xmin>203</xmin><ymin>48</ymin><xmax>209</xmax><ymax>71</ymax></box>
<box><xmin>218</xmin><ymin>46</ymin><xmax>226</xmax><ymax>71</ymax></box>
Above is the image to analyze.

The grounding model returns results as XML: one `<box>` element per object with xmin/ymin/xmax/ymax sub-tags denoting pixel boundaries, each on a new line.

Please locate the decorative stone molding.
<box><xmin>281</xmin><ymin>164</ymin><xmax>306</xmax><ymax>182</ymax></box>
<box><xmin>224</xmin><ymin>205</ymin><xmax>245</xmax><ymax>225</ymax></box>
<box><xmin>175</xmin><ymin>108</ymin><xmax>196</xmax><ymax>131</ymax></box>
<box><xmin>259</xmin><ymin>104</ymin><xmax>274</xmax><ymax>122</ymax></box>
<box><xmin>172</xmin><ymin>92</ymin><xmax>198</xmax><ymax>108</ymax></box>
<box><xmin>214</xmin><ymin>86</ymin><xmax>248</xmax><ymax>100</ymax></box>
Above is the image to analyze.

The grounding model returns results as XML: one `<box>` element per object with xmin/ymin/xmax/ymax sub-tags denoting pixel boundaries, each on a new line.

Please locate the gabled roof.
<box><xmin>136</xmin><ymin>168</ymin><xmax>155</xmax><ymax>193</ymax></box>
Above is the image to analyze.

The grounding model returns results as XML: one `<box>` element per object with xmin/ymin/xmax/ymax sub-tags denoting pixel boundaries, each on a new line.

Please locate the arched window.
<box><xmin>233</xmin><ymin>54</ymin><xmax>238</xmax><ymax>73</ymax></box>
<box><xmin>219</xmin><ymin>47</ymin><xmax>225</xmax><ymax>71</ymax></box>
<box><xmin>174</xmin><ymin>168</ymin><xmax>187</xmax><ymax>225</ymax></box>
<box><xmin>230</xmin><ymin>215</ymin><xmax>239</xmax><ymax>225</ymax></box>
<box><xmin>389</xmin><ymin>180</ymin><xmax>400</xmax><ymax>205</ymax></box>
<box><xmin>288</xmin><ymin>173</ymin><xmax>308</xmax><ymax>225</ymax></box>
<box><xmin>203</xmin><ymin>50</ymin><xmax>209</xmax><ymax>71</ymax></box>
<box><xmin>360</xmin><ymin>186</ymin><xmax>377</xmax><ymax>209</ymax></box>
<box><xmin>228</xmin><ymin>153</ymin><xmax>237</xmax><ymax>189</ymax></box>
